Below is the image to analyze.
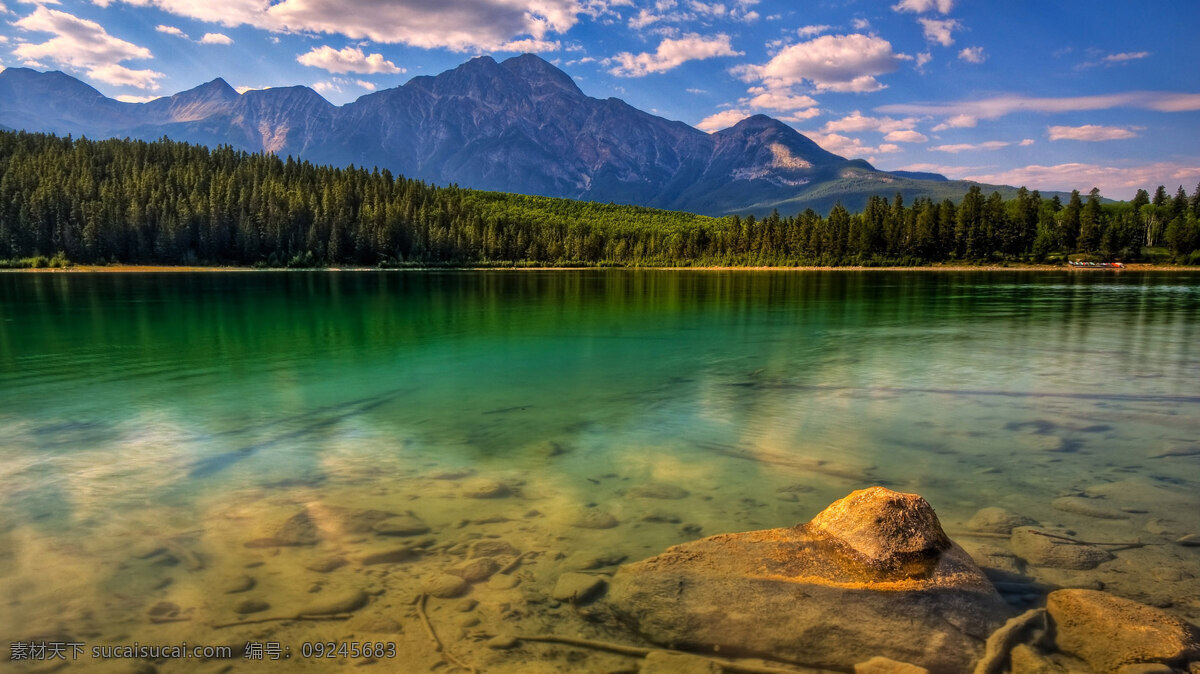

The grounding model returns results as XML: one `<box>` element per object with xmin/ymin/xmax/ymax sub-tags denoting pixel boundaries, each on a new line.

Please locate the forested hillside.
<box><xmin>1</xmin><ymin>131</ymin><xmax>1198</xmax><ymax>267</ymax></box>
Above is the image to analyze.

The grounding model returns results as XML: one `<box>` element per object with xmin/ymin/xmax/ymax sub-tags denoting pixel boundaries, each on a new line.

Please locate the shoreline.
<box><xmin>4</xmin><ymin>263</ymin><xmax>1196</xmax><ymax>273</ymax></box>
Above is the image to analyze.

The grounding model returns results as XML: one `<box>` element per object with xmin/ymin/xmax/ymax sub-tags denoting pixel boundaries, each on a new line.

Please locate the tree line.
<box><xmin>1</xmin><ymin>129</ymin><xmax>1198</xmax><ymax>267</ymax></box>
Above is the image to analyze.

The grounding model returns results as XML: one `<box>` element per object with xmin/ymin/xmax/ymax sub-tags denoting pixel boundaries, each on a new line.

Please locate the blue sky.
<box><xmin>1</xmin><ymin>0</ymin><xmax>1198</xmax><ymax>199</ymax></box>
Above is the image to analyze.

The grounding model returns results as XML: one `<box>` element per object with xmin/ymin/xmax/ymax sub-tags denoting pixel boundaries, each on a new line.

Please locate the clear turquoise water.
<box><xmin>1</xmin><ymin>270</ymin><xmax>1198</xmax><ymax>670</ymax></box>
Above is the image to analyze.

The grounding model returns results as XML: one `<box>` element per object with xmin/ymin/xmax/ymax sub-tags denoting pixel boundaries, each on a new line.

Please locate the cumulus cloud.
<box><xmin>957</xmin><ymin>46</ymin><xmax>984</xmax><ymax>63</ymax></box>
<box><xmin>930</xmin><ymin>113</ymin><xmax>975</xmax><ymax>131</ymax></box>
<box><xmin>199</xmin><ymin>32</ymin><xmax>233</xmax><ymax>45</ymax></box>
<box><xmin>13</xmin><ymin>6</ymin><xmax>164</xmax><ymax>89</ymax></box>
<box><xmin>796</xmin><ymin>24</ymin><xmax>831</xmax><ymax>37</ymax></box>
<box><xmin>807</xmin><ymin>131</ymin><xmax>901</xmax><ymax>158</ymax></box>
<box><xmin>297</xmin><ymin>45</ymin><xmax>404</xmax><ymax>74</ymax></box>
<box><xmin>499</xmin><ymin>38</ymin><xmax>561</xmax><ymax>52</ymax></box>
<box><xmin>892</xmin><ymin>0</ymin><xmax>954</xmax><ymax>13</ymax></box>
<box><xmin>884</xmin><ymin>129</ymin><xmax>928</xmax><ymax>142</ymax></box>
<box><xmin>929</xmin><ymin>141</ymin><xmax>1010</xmax><ymax>153</ymax></box>
<box><xmin>696</xmin><ymin>108</ymin><xmax>750</xmax><ymax>132</ymax></box>
<box><xmin>102</xmin><ymin>0</ymin><xmax>588</xmax><ymax>52</ymax></box>
<box><xmin>743</xmin><ymin>87</ymin><xmax>817</xmax><ymax>112</ymax></box>
<box><xmin>738</xmin><ymin>33</ymin><xmax>904</xmax><ymax>93</ymax></box>
<box><xmin>915</xmin><ymin>51</ymin><xmax>932</xmax><ymax>71</ymax></box>
<box><xmin>312</xmin><ymin>76</ymin><xmax>379</xmax><ymax>96</ymax></box>
<box><xmin>962</xmin><ymin>162</ymin><xmax>1200</xmax><ymax>200</ymax></box>
<box><xmin>1047</xmin><ymin>124</ymin><xmax>1139</xmax><ymax>142</ymax></box>
<box><xmin>155</xmin><ymin>24</ymin><xmax>186</xmax><ymax>38</ymax></box>
<box><xmin>850</xmin><ymin>18</ymin><xmax>870</xmax><ymax>30</ymax></box>
<box><xmin>879</xmin><ymin>91</ymin><xmax>1200</xmax><ymax>120</ymax></box>
<box><xmin>1019</xmin><ymin>138</ymin><xmax>1035</xmax><ymax>146</ymax></box>
<box><xmin>608</xmin><ymin>33</ymin><xmax>740</xmax><ymax>77</ymax></box>
<box><xmin>918</xmin><ymin>18</ymin><xmax>960</xmax><ymax>47</ymax></box>
<box><xmin>822</xmin><ymin>111</ymin><xmax>918</xmax><ymax>134</ymax></box>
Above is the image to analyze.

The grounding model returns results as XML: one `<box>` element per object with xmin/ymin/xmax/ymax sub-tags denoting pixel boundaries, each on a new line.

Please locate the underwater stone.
<box><xmin>372</xmin><ymin>513</ymin><xmax>431</xmax><ymax>536</ymax></box>
<box><xmin>1047</xmin><ymin>589</ymin><xmax>1200</xmax><ymax>672</ymax></box>
<box><xmin>552</xmin><ymin>573</ymin><xmax>607</xmax><ymax>604</ymax></box>
<box><xmin>966</xmin><ymin>507</ymin><xmax>1038</xmax><ymax>534</ymax></box>
<box><xmin>639</xmin><ymin>651</ymin><xmax>722</xmax><ymax>673</ymax></box>
<box><xmin>569</xmin><ymin>508</ymin><xmax>619</xmax><ymax>529</ymax></box>
<box><xmin>300</xmin><ymin>589</ymin><xmax>369</xmax><ymax>616</ymax></box>
<box><xmin>234</xmin><ymin>599</ymin><xmax>270</xmax><ymax>614</ymax></box>
<box><xmin>1052</xmin><ymin>497</ymin><xmax>1129</xmax><ymax>520</ymax></box>
<box><xmin>462</xmin><ymin>478</ymin><xmax>511</xmax><ymax>498</ymax></box>
<box><xmin>1010</xmin><ymin>527</ymin><xmax>1113</xmax><ymax>570</ymax></box>
<box><xmin>854</xmin><ymin>656</ymin><xmax>930</xmax><ymax>674</ymax></box>
<box><xmin>423</xmin><ymin>574</ymin><xmax>469</xmax><ymax>599</ymax></box>
<box><xmin>306</xmin><ymin>556</ymin><xmax>347</xmax><ymax>573</ymax></box>
<box><xmin>628</xmin><ymin>483</ymin><xmax>690</xmax><ymax>500</ymax></box>
<box><xmin>606</xmin><ymin>486</ymin><xmax>1009</xmax><ymax>673</ymax></box>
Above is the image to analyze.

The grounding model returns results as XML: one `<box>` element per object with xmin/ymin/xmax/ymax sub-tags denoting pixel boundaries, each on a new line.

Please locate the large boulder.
<box><xmin>1047</xmin><ymin>589</ymin><xmax>1200</xmax><ymax>672</ymax></box>
<box><xmin>605</xmin><ymin>487</ymin><xmax>1011</xmax><ymax>673</ymax></box>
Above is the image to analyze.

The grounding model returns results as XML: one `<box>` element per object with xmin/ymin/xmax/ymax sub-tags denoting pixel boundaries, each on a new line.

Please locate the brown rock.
<box><xmin>966</xmin><ymin>507</ymin><xmax>1038</xmax><ymax>534</ymax></box>
<box><xmin>569</xmin><ymin>508</ymin><xmax>619</xmax><ymax>529</ymax></box>
<box><xmin>359</xmin><ymin>546</ymin><xmax>418</xmax><ymax>565</ymax></box>
<box><xmin>640</xmin><ymin>651</ymin><xmax>722</xmax><ymax>673</ymax></box>
<box><xmin>606</xmin><ymin>486</ymin><xmax>1010</xmax><ymax>673</ymax></box>
<box><xmin>1114</xmin><ymin>665</ymin><xmax>1176</xmax><ymax>674</ymax></box>
<box><xmin>306</xmin><ymin>556</ymin><xmax>347</xmax><ymax>573</ymax></box>
<box><xmin>234</xmin><ymin>599</ymin><xmax>269</xmax><ymax>614</ymax></box>
<box><xmin>552</xmin><ymin>573</ymin><xmax>607</xmax><ymax>604</ymax></box>
<box><xmin>1052</xmin><ymin>497</ymin><xmax>1129</xmax><ymax>520</ymax></box>
<box><xmin>468</xmin><ymin>540</ymin><xmax>519</xmax><ymax>558</ymax></box>
<box><xmin>462</xmin><ymin>478</ymin><xmax>510</xmax><ymax>498</ymax></box>
<box><xmin>423</xmin><ymin>574</ymin><xmax>469</xmax><ymax>599</ymax></box>
<box><xmin>855</xmin><ymin>656</ymin><xmax>930</xmax><ymax>673</ymax></box>
<box><xmin>1176</xmin><ymin>534</ymin><xmax>1200</xmax><ymax>547</ymax></box>
<box><xmin>299</xmin><ymin>589</ymin><xmax>369</xmax><ymax>616</ymax></box>
<box><xmin>449</xmin><ymin>558</ymin><xmax>501</xmax><ymax>583</ymax></box>
<box><xmin>1008</xmin><ymin>644</ymin><xmax>1068</xmax><ymax>674</ymax></box>
<box><xmin>1011</xmin><ymin>527</ymin><xmax>1113</xmax><ymax>570</ymax></box>
<box><xmin>1047</xmin><ymin>589</ymin><xmax>1200</xmax><ymax>672</ymax></box>
<box><xmin>372</xmin><ymin>513</ymin><xmax>431</xmax><ymax>536</ymax></box>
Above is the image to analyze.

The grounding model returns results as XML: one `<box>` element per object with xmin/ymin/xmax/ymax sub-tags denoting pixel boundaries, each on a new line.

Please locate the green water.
<box><xmin>1</xmin><ymin>270</ymin><xmax>1199</xmax><ymax>671</ymax></box>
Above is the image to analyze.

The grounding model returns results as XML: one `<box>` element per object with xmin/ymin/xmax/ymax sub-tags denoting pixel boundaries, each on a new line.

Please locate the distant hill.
<box><xmin>0</xmin><ymin>55</ymin><xmax>1060</xmax><ymax>216</ymax></box>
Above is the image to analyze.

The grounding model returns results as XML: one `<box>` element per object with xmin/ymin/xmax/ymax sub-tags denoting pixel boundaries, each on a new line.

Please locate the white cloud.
<box><xmin>739</xmin><ymin>33</ymin><xmax>904</xmax><ymax>93</ymax></box>
<box><xmin>235</xmin><ymin>84</ymin><xmax>265</xmax><ymax>94</ymax></box>
<box><xmin>807</xmin><ymin>131</ymin><xmax>901</xmax><ymax>158</ymax></box>
<box><xmin>628</xmin><ymin>9</ymin><xmax>661</xmax><ymax>29</ymax></box>
<box><xmin>879</xmin><ymin>92</ymin><xmax>1200</xmax><ymax>120</ymax></box>
<box><xmin>777</xmin><ymin>108</ymin><xmax>821</xmax><ymax>122</ymax></box>
<box><xmin>696</xmin><ymin>108</ymin><xmax>749</xmax><ymax>132</ymax></box>
<box><xmin>892</xmin><ymin>0</ymin><xmax>954</xmax><ymax>13</ymax></box>
<box><xmin>1019</xmin><ymin>138</ymin><xmax>1035</xmax><ymax>146</ymax></box>
<box><xmin>822</xmin><ymin>111</ymin><xmax>917</xmax><ymax>134</ymax></box>
<box><xmin>103</xmin><ymin>0</ymin><xmax>587</xmax><ymax>52</ymax></box>
<box><xmin>962</xmin><ymin>162</ymin><xmax>1200</xmax><ymax>200</ymax></box>
<box><xmin>850</xmin><ymin>17</ymin><xmax>870</xmax><ymax>30</ymax></box>
<box><xmin>499</xmin><ymin>38</ymin><xmax>561</xmax><ymax>52</ymax></box>
<box><xmin>13</xmin><ymin>6</ymin><xmax>164</xmax><ymax>89</ymax></box>
<box><xmin>686</xmin><ymin>87</ymin><xmax>706</xmax><ymax>94</ymax></box>
<box><xmin>355</xmin><ymin>79</ymin><xmax>375</xmax><ymax>90</ymax></box>
<box><xmin>930</xmin><ymin>113</ymin><xmax>975</xmax><ymax>131</ymax></box>
<box><xmin>1105</xmin><ymin>51</ymin><xmax>1149</xmax><ymax>63</ymax></box>
<box><xmin>915</xmin><ymin>51</ymin><xmax>931</xmax><ymax>70</ymax></box>
<box><xmin>313</xmin><ymin>77</ymin><xmax>377</xmax><ymax>96</ymax></box>
<box><xmin>957</xmin><ymin>46</ymin><xmax>984</xmax><ymax>63</ymax></box>
<box><xmin>884</xmin><ymin>129</ymin><xmax>928</xmax><ymax>142</ymax></box>
<box><xmin>115</xmin><ymin>93</ymin><xmax>160</xmax><ymax>103</ymax></box>
<box><xmin>743</xmin><ymin>87</ymin><xmax>817</xmax><ymax>112</ymax></box>
<box><xmin>608</xmin><ymin>33</ymin><xmax>740</xmax><ymax>77</ymax></box>
<box><xmin>889</xmin><ymin>162</ymin><xmax>978</xmax><ymax>176</ymax></box>
<box><xmin>1047</xmin><ymin>124</ymin><xmax>1139</xmax><ymax>142</ymax></box>
<box><xmin>796</xmin><ymin>24</ymin><xmax>830</xmax><ymax>37</ymax></box>
<box><xmin>199</xmin><ymin>32</ymin><xmax>233</xmax><ymax>45</ymax></box>
<box><xmin>296</xmin><ymin>45</ymin><xmax>403</xmax><ymax>74</ymax></box>
<box><xmin>929</xmin><ymin>141</ymin><xmax>1010</xmax><ymax>153</ymax></box>
<box><xmin>155</xmin><ymin>24</ymin><xmax>186</xmax><ymax>38</ymax></box>
<box><xmin>918</xmin><ymin>18</ymin><xmax>960</xmax><ymax>47</ymax></box>
<box><xmin>688</xmin><ymin>1</ymin><xmax>725</xmax><ymax>16</ymax></box>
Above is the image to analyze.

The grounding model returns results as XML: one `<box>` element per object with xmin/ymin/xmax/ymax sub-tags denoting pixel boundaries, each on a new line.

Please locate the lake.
<box><xmin>1</xmin><ymin>270</ymin><xmax>1198</xmax><ymax>671</ymax></box>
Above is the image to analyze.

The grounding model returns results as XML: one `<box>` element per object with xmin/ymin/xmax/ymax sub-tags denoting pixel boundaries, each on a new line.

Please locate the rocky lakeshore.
<box><xmin>6</xmin><ymin>479</ymin><xmax>1198</xmax><ymax>674</ymax></box>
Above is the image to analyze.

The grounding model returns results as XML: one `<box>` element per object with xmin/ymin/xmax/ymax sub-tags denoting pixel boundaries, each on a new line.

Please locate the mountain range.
<box><xmin>0</xmin><ymin>54</ymin><xmax>1038</xmax><ymax>215</ymax></box>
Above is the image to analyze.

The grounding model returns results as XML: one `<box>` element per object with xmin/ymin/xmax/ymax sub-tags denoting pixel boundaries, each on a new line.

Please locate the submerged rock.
<box><xmin>372</xmin><ymin>512</ymin><xmax>431</xmax><ymax>536</ymax></box>
<box><xmin>966</xmin><ymin>507</ymin><xmax>1038</xmax><ymax>534</ymax></box>
<box><xmin>1052</xmin><ymin>497</ymin><xmax>1129</xmax><ymax>520</ymax></box>
<box><xmin>639</xmin><ymin>651</ymin><xmax>722</xmax><ymax>673</ymax></box>
<box><xmin>1047</xmin><ymin>589</ymin><xmax>1200</xmax><ymax>672</ymax></box>
<box><xmin>605</xmin><ymin>486</ymin><xmax>1010</xmax><ymax>673</ymax></box>
<box><xmin>1010</xmin><ymin>527</ymin><xmax>1113</xmax><ymax>570</ymax></box>
<box><xmin>854</xmin><ymin>656</ymin><xmax>930</xmax><ymax>674</ymax></box>
<box><xmin>462</xmin><ymin>478</ymin><xmax>511</xmax><ymax>498</ymax></box>
<box><xmin>628</xmin><ymin>483</ymin><xmax>690</xmax><ymax>500</ymax></box>
<box><xmin>552</xmin><ymin>573</ymin><xmax>607</xmax><ymax>604</ymax></box>
<box><xmin>300</xmin><ymin>589</ymin><xmax>369</xmax><ymax>616</ymax></box>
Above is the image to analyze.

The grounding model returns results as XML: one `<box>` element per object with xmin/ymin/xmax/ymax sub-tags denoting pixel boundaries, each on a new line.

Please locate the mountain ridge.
<box><xmin>0</xmin><ymin>56</ymin><xmax>1053</xmax><ymax>216</ymax></box>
